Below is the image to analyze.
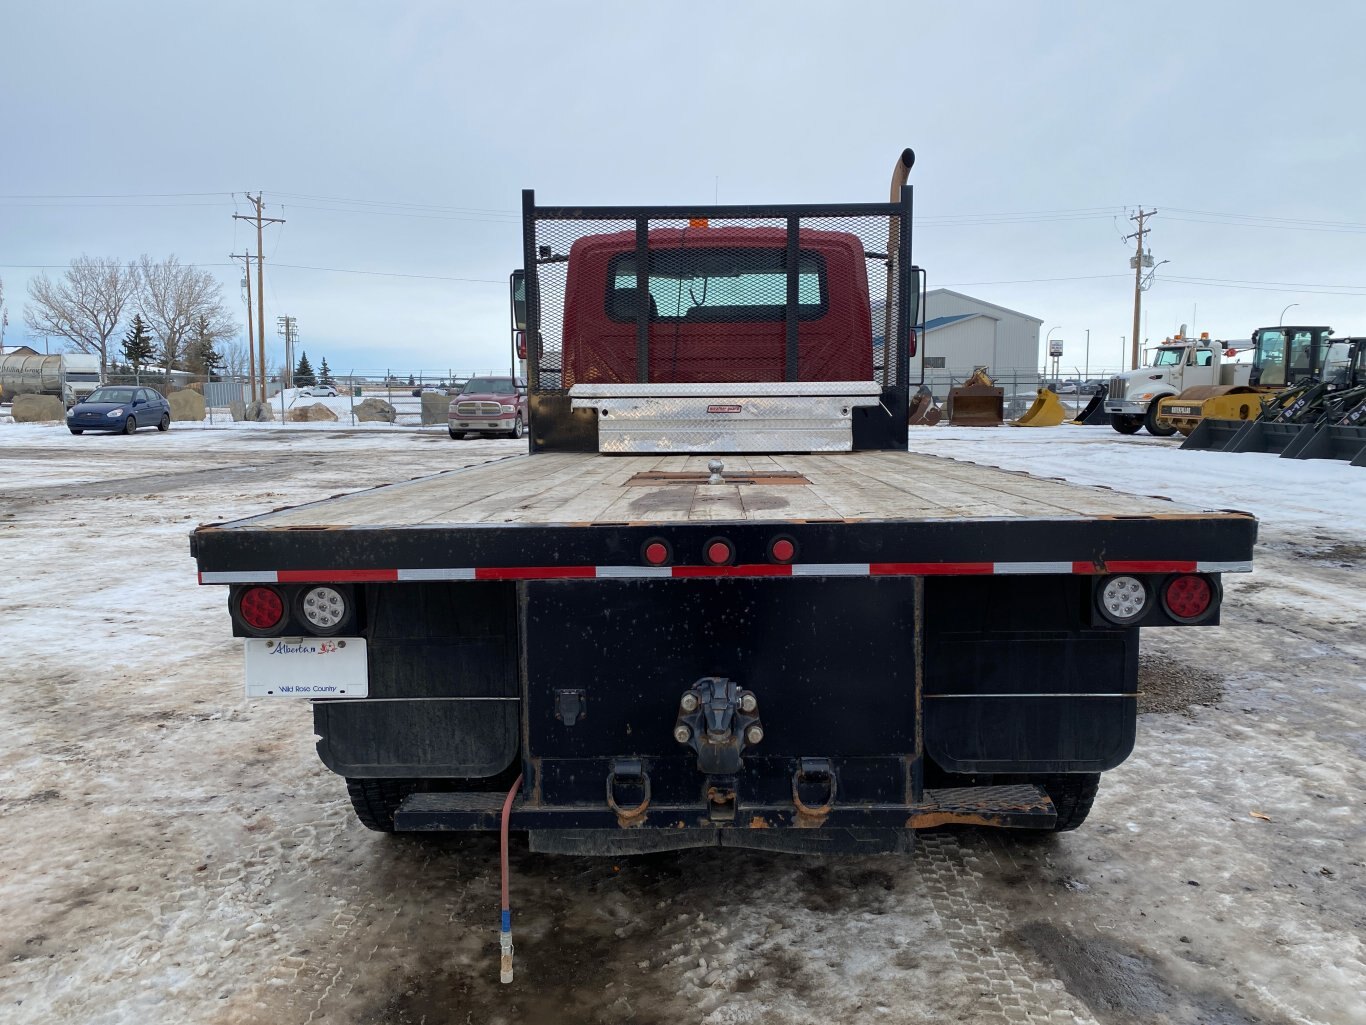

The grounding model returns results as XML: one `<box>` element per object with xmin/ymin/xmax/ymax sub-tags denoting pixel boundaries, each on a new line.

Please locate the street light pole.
<box><xmin>1045</xmin><ymin>326</ymin><xmax>1061</xmax><ymax>384</ymax></box>
<box><xmin>1279</xmin><ymin>303</ymin><xmax>1299</xmax><ymax>326</ymax></box>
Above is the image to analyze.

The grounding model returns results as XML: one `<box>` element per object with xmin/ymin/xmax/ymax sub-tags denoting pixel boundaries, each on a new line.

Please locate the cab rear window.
<box><xmin>606</xmin><ymin>247</ymin><xmax>828</xmax><ymax>323</ymax></box>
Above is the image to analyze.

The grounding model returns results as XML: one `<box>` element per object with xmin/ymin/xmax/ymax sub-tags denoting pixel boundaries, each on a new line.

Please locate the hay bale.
<box><xmin>288</xmin><ymin>402</ymin><xmax>339</xmax><ymax>423</ymax></box>
<box><xmin>12</xmin><ymin>394</ymin><xmax>67</xmax><ymax>422</ymax></box>
<box><xmin>168</xmin><ymin>390</ymin><xmax>206</xmax><ymax>422</ymax></box>
<box><xmin>420</xmin><ymin>392</ymin><xmax>450</xmax><ymax>425</ymax></box>
<box><xmin>355</xmin><ymin>397</ymin><xmax>397</xmax><ymax>423</ymax></box>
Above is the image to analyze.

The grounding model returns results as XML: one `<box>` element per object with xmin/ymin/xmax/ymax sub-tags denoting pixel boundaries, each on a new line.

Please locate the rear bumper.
<box><xmin>394</xmin><ymin>783</ymin><xmax>1057</xmax><ymax>833</ymax></box>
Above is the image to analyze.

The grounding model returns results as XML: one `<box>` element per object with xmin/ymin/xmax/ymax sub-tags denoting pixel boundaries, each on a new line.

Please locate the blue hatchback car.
<box><xmin>67</xmin><ymin>386</ymin><xmax>172</xmax><ymax>435</ymax></box>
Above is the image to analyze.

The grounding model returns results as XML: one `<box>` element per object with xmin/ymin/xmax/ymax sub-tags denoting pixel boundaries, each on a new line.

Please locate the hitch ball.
<box><xmin>673</xmin><ymin>724</ymin><xmax>692</xmax><ymax>744</ymax></box>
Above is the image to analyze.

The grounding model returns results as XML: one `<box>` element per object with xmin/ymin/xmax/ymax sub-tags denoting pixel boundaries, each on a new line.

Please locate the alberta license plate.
<box><xmin>243</xmin><ymin>637</ymin><xmax>368</xmax><ymax>698</ymax></box>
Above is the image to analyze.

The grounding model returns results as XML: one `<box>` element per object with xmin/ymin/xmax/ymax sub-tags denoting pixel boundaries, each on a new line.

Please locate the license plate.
<box><xmin>1165</xmin><ymin>406</ymin><xmax>1198</xmax><ymax>416</ymax></box>
<box><xmin>244</xmin><ymin>637</ymin><xmax>368</xmax><ymax>698</ymax></box>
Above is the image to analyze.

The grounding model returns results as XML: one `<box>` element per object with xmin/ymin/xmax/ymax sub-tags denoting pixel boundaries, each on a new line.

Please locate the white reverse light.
<box><xmin>301</xmin><ymin>586</ymin><xmax>346</xmax><ymax>631</ymax></box>
<box><xmin>1100</xmin><ymin>575</ymin><xmax>1147</xmax><ymax>624</ymax></box>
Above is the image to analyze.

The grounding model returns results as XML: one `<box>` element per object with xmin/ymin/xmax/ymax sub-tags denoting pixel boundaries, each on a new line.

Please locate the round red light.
<box><xmin>644</xmin><ymin>541</ymin><xmax>669</xmax><ymax>566</ymax></box>
<box><xmin>1164</xmin><ymin>574</ymin><xmax>1213</xmax><ymax>620</ymax></box>
<box><xmin>240</xmin><ymin>586</ymin><xmax>284</xmax><ymax>630</ymax></box>
<box><xmin>770</xmin><ymin>538</ymin><xmax>795</xmax><ymax>563</ymax></box>
<box><xmin>706</xmin><ymin>541</ymin><xmax>732</xmax><ymax>565</ymax></box>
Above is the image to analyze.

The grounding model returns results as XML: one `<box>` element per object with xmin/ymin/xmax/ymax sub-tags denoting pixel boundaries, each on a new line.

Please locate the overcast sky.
<box><xmin>4</xmin><ymin>1</ymin><xmax>1365</xmax><ymax>377</ymax></box>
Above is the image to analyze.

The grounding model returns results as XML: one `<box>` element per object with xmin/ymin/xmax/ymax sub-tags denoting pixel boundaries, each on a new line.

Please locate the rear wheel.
<box><xmin>1144</xmin><ymin>398</ymin><xmax>1177</xmax><ymax>437</ymax></box>
<box><xmin>345</xmin><ymin>778</ymin><xmax>424</xmax><ymax>833</ymax></box>
<box><xmin>123</xmin><ymin>416</ymin><xmax>137</xmax><ymax>435</ymax></box>
<box><xmin>157</xmin><ymin>413</ymin><xmax>170</xmax><ymax>432</ymax></box>
<box><xmin>1110</xmin><ymin>414</ymin><xmax>1142</xmax><ymax>435</ymax></box>
<box><xmin>1029</xmin><ymin>773</ymin><xmax>1101</xmax><ymax>832</ymax></box>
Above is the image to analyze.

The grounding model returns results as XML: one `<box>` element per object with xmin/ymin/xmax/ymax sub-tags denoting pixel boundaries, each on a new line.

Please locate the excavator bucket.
<box><xmin>908</xmin><ymin>388</ymin><xmax>943</xmax><ymax>426</ymax></box>
<box><xmin>946</xmin><ymin>368</ymin><xmax>1004</xmax><ymax>427</ymax></box>
<box><xmin>1070</xmin><ymin>385</ymin><xmax>1110</xmax><ymax>425</ymax></box>
<box><xmin>1011</xmin><ymin>388</ymin><xmax>1068</xmax><ymax>427</ymax></box>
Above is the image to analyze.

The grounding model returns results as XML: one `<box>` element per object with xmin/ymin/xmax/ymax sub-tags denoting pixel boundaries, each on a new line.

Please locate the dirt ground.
<box><xmin>1</xmin><ymin>424</ymin><xmax>1362</xmax><ymax>1025</ymax></box>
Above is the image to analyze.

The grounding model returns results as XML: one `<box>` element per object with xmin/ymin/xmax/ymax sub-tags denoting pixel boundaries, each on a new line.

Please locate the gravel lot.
<box><xmin>2</xmin><ymin>423</ymin><xmax>1362</xmax><ymax>1025</ymax></box>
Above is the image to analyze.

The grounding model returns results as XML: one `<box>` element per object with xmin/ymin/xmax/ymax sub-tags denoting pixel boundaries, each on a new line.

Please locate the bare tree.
<box><xmin>220</xmin><ymin>338</ymin><xmax>251</xmax><ymax>378</ymax></box>
<box><xmin>135</xmin><ymin>255</ymin><xmax>234</xmax><ymax>384</ymax></box>
<box><xmin>23</xmin><ymin>257</ymin><xmax>138</xmax><ymax>374</ymax></box>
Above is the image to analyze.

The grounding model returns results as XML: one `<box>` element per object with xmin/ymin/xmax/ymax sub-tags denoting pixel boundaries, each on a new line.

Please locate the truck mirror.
<box><xmin>510</xmin><ymin>270</ymin><xmax>527</xmax><ymax>332</ymax></box>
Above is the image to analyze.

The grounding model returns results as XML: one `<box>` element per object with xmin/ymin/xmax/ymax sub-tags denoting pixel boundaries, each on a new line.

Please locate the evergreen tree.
<box><xmin>293</xmin><ymin>350</ymin><xmax>316</xmax><ymax>387</ymax></box>
<box><xmin>185</xmin><ymin>316</ymin><xmax>225</xmax><ymax>380</ymax></box>
<box><xmin>120</xmin><ymin>314</ymin><xmax>155</xmax><ymax>380</ymax></box>
<box><xmin>318</xmin><ymin>356</ymin><xmax>334</xmax><ymax>386</ymax></box>
<box><xmin>407</xmin><ymin>373</ymin><xmax>415</xmax><ymax>387</ymax></box>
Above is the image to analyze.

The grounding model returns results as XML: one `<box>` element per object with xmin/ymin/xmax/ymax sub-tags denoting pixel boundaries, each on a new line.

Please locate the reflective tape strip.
<box><xmin>872</xmin><ymin>562</ymin><xmax>993</xmax><ymax>576</ymax></box>
<box><xmin>671</xmin><ymin>564</ymin><xmax>792</xmax><ymax>578</ymax></box>
<box><xmin>474</xmin><ymin>566</ymin><xmax>595</xmax><ymax>580</ymax></box>
<box><xmin>396</xmin><ymin>568</ymin><xmax>477</xmax><ymax>581</ymax></box>
<box><xmin>202</xmin><ymin>558</ymin><xmax>1246</xmax><ymax>584</ymax></box>
<box><xmin>277</xmin><ymin>569</ymin><xmax>398</xmax><ymax>583</ymax></box>
<box><xmin>992</xmin><ymin>562</ymin><xmax>1074</xmax><ymax>575</ymax></box>
<box><xmin>1196</xmin><ymin>561</ymin><xmax>1253</xmax><ymax>573</ymax></box>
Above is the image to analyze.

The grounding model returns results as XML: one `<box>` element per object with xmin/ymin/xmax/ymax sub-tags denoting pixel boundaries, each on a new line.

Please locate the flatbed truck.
<box><xmin>192</xmin><ymin>156</ymin><xmax>1256</xmax><ymax>856</ymax></box>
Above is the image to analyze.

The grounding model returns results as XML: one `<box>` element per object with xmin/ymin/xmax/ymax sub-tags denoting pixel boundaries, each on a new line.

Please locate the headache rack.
<box><xmin>519</xmin><ymin>190</ymin><xmax>922</xmax><ymax>453</ymax></box>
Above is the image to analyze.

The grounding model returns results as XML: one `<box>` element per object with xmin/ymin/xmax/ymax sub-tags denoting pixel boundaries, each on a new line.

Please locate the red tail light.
<box><xmin>1162</xmin><ymin>574</ymin><xmax>1215</xmax><ymax>622</ymax></box>
<box><xmin>239</xmin><ymin>586</ymin><xmax>284</xmax><ymax>630</ymax></box>
<box><xmin>516</xmin><ymin>331</ymin><xmax>527</xmax><ymax>360</ymax></box>
<box><xmin>705</xmin><ymin>539</ymin><xmax>734</xmax><ymax>566</ymax></box>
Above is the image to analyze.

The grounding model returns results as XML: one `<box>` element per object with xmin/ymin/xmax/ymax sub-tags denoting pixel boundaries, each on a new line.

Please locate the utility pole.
<box><xmin>1126</xmin><ymin>208</ymin><xmax>1156</xmax><ymax>370</ymax></box>
<box><xmin>277</xmin><ymin>316</ymin><xmax>298</xmax><ymax>387</ymax></box>
<box><xmin>231</xmin><ymin>251</ymin><xmax>257</xmax><ymax>402</ymax></box>
<box><xmin>233</xmin><ymin>194</ymin><xmax>284</xmax><ymax>401</ymax></box>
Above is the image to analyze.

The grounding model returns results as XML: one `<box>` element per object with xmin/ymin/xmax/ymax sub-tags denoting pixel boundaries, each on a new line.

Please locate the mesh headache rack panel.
<box><xmin>520</xmin><ymin>191</ymin><xmax>920</xmax><ymax>452</ymax></box>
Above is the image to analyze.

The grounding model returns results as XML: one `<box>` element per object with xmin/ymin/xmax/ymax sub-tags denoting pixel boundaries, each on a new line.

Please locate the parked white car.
<box><xmin>298</xmin><ymin>385</ymin><xmax>338</xmax><ymax>397</ymax></box>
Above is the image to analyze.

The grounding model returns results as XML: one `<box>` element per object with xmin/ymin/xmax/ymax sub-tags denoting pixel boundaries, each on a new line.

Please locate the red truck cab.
<box><xmin>560</xmin><ymin>226</ymin><xmax>874</xmax><ymax>387</ymax></box>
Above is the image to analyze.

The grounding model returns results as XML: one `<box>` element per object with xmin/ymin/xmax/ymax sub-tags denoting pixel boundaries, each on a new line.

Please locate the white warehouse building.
<box><xmin>919</xmin><ymin>289</ymin><xmax>1043</xmax><ymax>385</ymax></box>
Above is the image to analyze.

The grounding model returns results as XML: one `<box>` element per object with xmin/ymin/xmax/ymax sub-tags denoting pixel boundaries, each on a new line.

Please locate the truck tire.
<box><xmin>345</xmin><ymin>778</ymin><xmax>424</xmax><ymax>833</ymax></box>
<box><xmin>512</xmin><ymin>415</ymin><xmax>524</xmax><ymax>439</ymax></box>
<box><xmin>1031</xmin><ymin>773</ymin><xmax>1101</xmax><ymax>832</ymax></box>
<box><xmin>1110</xmin><ymin>414</ymin><xmax>1142</xmax><ymax>435</ymax></box>
<box><xmin>1144</xmin><ymin>399</ymin><xmax>1177</xmax><ymax>437</ymax></box>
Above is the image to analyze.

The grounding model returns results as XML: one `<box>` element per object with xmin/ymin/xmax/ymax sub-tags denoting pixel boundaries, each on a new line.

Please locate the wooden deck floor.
<box><xmin>230</xmin><ymin>451</ymin><xmax>1227</xmax><ymax>529</ymax></box>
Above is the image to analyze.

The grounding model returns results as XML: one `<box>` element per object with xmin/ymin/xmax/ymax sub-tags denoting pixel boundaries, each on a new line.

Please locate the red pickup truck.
<box><xmin>447</xmin><ymin>375</ymin><xmax>528</xmax><ymax>439</ymax></box>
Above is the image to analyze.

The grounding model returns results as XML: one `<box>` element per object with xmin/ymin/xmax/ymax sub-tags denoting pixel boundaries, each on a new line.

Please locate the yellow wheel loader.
<box><xmin>1161</xmin><ymin>326</ymin><xmax>1335</xmax><ymax>443</ymax></box>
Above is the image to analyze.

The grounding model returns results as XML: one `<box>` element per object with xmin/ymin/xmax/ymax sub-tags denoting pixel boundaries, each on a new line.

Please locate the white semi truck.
<box><xmin>0</xmin><ymin>352</ymin><xmax>103</xmax><ymax>406</ymax></box>
<box><xmin>1103</xmin><ymin>333</ymin><xmax>1249</xmax><ymax>436</ymax></box>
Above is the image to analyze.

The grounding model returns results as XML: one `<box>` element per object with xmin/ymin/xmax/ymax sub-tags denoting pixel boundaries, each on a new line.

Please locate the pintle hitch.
<box><xmin>673</xmin><ymin>677</ymin><xmax>763</xmax><ymax>775</ymax></box>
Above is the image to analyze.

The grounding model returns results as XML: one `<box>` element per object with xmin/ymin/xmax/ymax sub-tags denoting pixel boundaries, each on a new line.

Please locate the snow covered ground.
<box><xmin>1</xmin><ymin>422</ymin><xmax>1362</xmax><ymax>1025</ymax></box>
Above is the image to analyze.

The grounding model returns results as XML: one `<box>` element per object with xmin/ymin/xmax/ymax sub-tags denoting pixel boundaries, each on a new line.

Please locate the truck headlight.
<box><xmin>500</xmin><ymin>404</ymin><xmax>515</xmax><ymax>414</ymax></box>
